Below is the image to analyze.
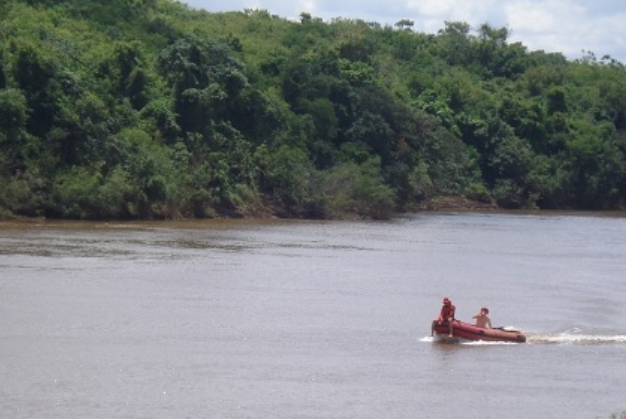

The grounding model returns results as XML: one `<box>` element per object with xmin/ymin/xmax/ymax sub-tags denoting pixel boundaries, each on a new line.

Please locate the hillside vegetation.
<box><xmin>1</xmin><ymin>0</ymin><xmax>625</xmax><ymax>219</ymax></box>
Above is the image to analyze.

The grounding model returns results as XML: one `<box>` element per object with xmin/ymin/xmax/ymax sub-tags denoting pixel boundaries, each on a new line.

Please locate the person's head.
<box><xmin>443</xmin><ymin>297</ymin><xmax>451</xmax><ymax>306</ymax></box>
<box><xmin>481</xmin><ymin>307</ymin><xmax>489</xmax><ymax>315</ymax></box>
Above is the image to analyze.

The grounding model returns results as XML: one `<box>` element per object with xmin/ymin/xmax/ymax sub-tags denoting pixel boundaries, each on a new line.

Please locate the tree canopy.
<box><xmin>1</xmin><ymin>0</ymin><xmax>625</xmax><ymax>219</ymax></box>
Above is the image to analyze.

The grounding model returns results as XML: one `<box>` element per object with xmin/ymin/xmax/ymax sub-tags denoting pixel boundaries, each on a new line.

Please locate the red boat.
<box><xmin>433</xmin><ymin>320</ymin><xmax>526</xmax><ymax>343</ymax></box>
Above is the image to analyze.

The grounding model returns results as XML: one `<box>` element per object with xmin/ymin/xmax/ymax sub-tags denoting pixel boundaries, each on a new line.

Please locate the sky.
<box><xmin>182</xmin><ymin>0</ymin><xmax>626</xmax><ymax>63</ymax></box>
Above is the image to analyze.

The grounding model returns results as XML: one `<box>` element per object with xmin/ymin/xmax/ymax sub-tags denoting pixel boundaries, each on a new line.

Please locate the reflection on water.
<box><xmin>1</xmin><ymin>213</ymin><xmax>626</xmax><ymax>419</ymax></box>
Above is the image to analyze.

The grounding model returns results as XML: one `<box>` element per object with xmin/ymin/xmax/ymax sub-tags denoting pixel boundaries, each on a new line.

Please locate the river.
<box><xmin>1</xmin><ymin>212</ymin><xmax>625</xmax><ymax>419</ymax></box>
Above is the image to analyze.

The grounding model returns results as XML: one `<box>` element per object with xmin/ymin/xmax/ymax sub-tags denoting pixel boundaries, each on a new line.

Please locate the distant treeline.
<box><xmin>1</xmin><ymin>0</ymin><xmax>625</xmax><ymax>220</ymax></box>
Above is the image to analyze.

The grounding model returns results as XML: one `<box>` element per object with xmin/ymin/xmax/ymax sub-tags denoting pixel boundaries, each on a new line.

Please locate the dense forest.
<box><xmin>1</xmin><ymin>0</ymin><xmax>625</xmax><ymax>220</ymax></box>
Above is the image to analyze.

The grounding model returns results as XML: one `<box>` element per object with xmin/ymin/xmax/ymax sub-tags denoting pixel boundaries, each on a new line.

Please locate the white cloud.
<box><xmin>298</xmin><ymin>0</ymin><xmax>316</xmax><ymax>15</ymax></box>
<box><xmin>407</xmin><ymin>0</ymin><xmax>500</xmax><ymax>22</ymax></box>
<box><xmin>182</xmin><ymin>0</ymin><xmax>626</xmax><ymax>62</ymax></box>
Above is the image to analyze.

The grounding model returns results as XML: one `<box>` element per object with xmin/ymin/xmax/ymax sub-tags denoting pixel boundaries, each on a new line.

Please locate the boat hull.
<box><xmin>434</xmin><ymin>320</ymin><xmax>526</xmax><ymax>343</ymax></box>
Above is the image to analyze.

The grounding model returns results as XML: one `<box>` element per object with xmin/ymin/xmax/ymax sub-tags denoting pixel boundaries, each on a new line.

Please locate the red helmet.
<box><xmin>481</xmin><ymin>307</ymin><xmax>489</xmax><ymax>314</ymax></box>
<box><xmin>443</xmin><ymin>297</ymin><xmax>451</xmax><ymax>305</ymax></box>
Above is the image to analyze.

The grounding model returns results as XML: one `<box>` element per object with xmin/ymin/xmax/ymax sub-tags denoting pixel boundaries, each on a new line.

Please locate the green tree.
<box><xmin>12</xmin><ymin>41</ymin><xmax>59</xmax><ymax>138</ymax></box>
<box><xmin>321</xmin><ymin>157</ymin><xmax>395</xmax><ymax>219</ymax></box>
<box><xmin>0</xmin><ymin>51</ymin><xmax>6</xmax><ymax>89</ymax></box>
<box><xmin>0</xmin><ymin>88</ymin><xmax>29</xmax><ymax>172</ymax></box>
<box><xmin>345</xmin><ymin>111</ymin><xmax>394</xmax><ymax>164</ymax></box>
<box><xmin>437</xmin><ymin>21</ymin><xmax>473</xmax><ymax>67</ymax></box>
<box><xmin>158</xmin><ymin>35</ymin><xmax>247</xmax><ymax>135</ymax></box>
<box><xmin>112</xmin><ymin>41</ymin><xmax>151</xmax><ymax>109</ymax></box>
<box><xmin>261</xmin><ymin>145</ymin><xmax>323</xmax><ymax>217</ymax></box>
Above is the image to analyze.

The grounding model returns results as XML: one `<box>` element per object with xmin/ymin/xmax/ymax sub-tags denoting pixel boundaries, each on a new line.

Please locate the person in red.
<box><xmin>431</xmin><ymin>297</ymin><xmax>456</xmax><ymax>337</ymax></box>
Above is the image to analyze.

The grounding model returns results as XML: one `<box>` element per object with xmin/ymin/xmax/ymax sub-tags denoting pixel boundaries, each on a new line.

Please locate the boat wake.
<box><xmin>419</xmin><ymin>336</ymin><xmax>519</xmax><ymax>345</ymax></box>
<box><xmin>526</xmin><ymin>332</ymin><xmax>626</xmax><ymax>345</ymax></box>
<box><xmin>421</xmin><ymin>326</ymin><xmax>626</xmax><ymax>346</ymax></box>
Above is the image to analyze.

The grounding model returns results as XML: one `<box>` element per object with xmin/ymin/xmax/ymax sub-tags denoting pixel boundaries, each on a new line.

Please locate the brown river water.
<box><xmin>1</xmin><ymin>212</ymin><xmax>625</xmax><ymax>419</ymax></box>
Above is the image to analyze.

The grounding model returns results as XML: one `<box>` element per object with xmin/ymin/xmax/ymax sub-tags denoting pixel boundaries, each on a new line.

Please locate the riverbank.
<box><xmin>415</xmin><ymin>195</ymin><xmax>499</xmax><ymax>211</ymax></box>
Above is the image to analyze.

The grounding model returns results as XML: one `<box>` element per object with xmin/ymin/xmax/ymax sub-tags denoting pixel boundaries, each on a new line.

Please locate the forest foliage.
<box><xmin>1</xmin><ymin>0</ymin><xmax>625</xmax><ymax>220</ymax></box>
